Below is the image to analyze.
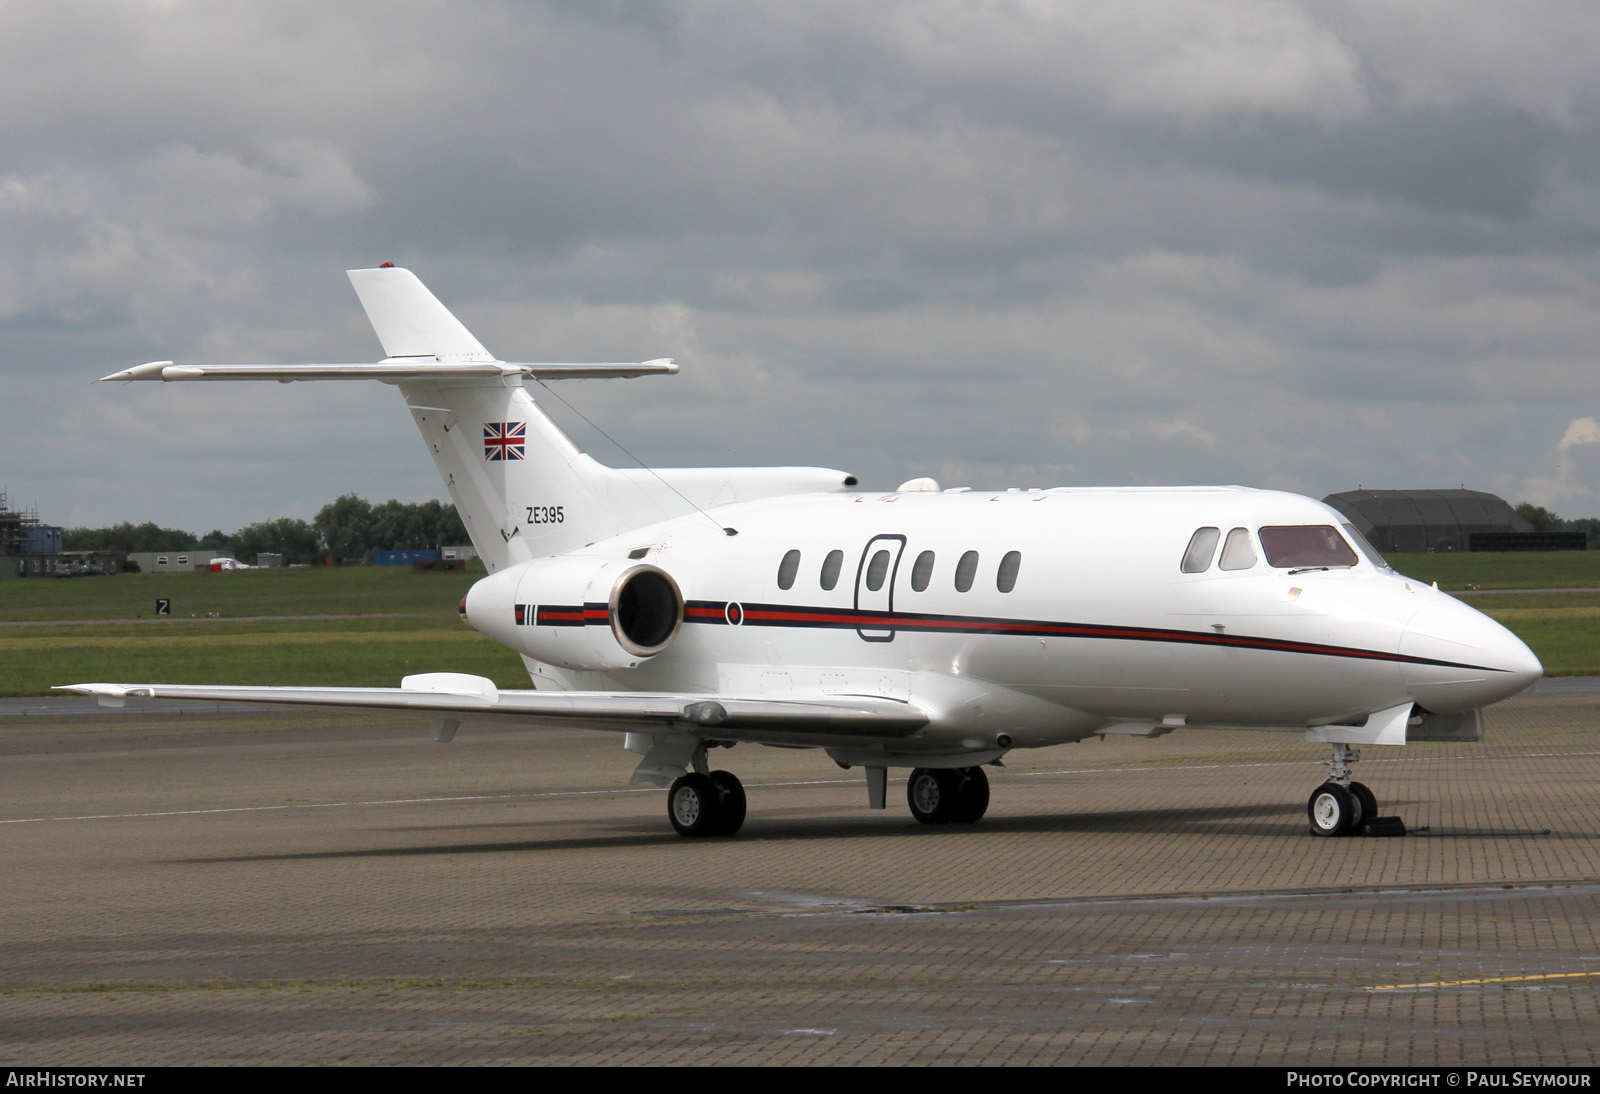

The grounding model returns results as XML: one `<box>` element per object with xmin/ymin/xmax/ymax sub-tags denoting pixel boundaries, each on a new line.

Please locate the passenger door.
<box><xmin>854</xmin><ymin>534</ymin><xmax>906</xmax><ymax>642</ymax></box>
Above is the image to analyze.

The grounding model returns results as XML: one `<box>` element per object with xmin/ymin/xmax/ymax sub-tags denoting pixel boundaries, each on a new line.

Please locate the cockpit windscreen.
<box><xmin>1258</xmin><ymin>525</ymin><xmax>1359</xmax><ymax>569</ymax></box>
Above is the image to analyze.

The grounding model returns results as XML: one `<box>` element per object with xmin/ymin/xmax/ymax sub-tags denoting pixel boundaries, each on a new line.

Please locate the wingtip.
<box><xmin>100</xmin><ymin>361</ymin><xmax>173</xmax><ymax>382</ymax></box>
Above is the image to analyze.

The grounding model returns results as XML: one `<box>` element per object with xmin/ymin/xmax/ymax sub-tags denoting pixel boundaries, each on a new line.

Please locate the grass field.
<box><xmin>1</xmin><ymin>552</ymin><xmax>1596</xmax><ymax>697</ymax></box>
<box><xmin>0</xmin><ymin>563</ymin><xmax>486</xmax><ymax>622</ymax></box>
<box><xmin>0</xmin><ymin>565</ymin><xmax>529</xmax><ymax>697</ymax></box>
<box><xmin>1385</xmin><ymin>550</ymin><xmax>1600</xmax><ymax>590</ymax></box>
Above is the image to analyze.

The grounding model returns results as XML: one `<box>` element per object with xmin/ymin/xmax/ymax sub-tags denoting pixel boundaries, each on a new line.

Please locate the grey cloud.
<box><xmin>5</xmin><ymin>1</ymin><xmax>1600</xmax><ymax>530</ymax></box>
<box><xmin>1181</xmin><ymin>104</ymin><xmax>1567</xmax><ymax>219</ymax></box>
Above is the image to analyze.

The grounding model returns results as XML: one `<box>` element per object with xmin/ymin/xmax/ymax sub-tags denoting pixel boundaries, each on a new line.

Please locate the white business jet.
<box><xmin>62</xmin><ymin>267</ymin><xmax>1543</xmax><ymax>838</ymax></box>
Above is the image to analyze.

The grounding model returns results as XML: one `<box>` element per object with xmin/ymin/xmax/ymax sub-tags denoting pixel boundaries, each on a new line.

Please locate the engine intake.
<box><xmin>464</xmin><ymin>557</ymin><xmax>685</xmax><ymax>671</ymax></box>
<box><xmin>611</xmin><ymin>566</ymin><xmax>682</xmax><ymax>656</ymax></box>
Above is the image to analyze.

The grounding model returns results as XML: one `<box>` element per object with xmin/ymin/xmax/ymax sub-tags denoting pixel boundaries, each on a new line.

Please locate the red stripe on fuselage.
<box><xmin>680</xmin><ymin>600</ymin><xmax>1495</xmax><ymax>673</ymax></box>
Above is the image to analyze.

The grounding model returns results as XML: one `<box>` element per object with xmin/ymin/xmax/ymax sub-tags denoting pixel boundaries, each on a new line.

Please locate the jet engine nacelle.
<box><xmin>463</xmin><ymin>556</ymin><xmax>684</xmax><ymax>671</ymax></box>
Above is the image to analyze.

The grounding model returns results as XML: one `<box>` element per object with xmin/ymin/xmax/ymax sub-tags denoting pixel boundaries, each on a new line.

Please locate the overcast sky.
<box><xmin>4</xmin><ymin>0</ymin><xmax>1600</xmax><ymax>533</ymax></box>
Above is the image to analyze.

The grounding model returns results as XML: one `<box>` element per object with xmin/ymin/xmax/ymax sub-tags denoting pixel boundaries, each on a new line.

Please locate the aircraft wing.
<box><xmin>53</xmin><ymin>675</ymin><xmax>928</xmax><ymax>741</ymax></box>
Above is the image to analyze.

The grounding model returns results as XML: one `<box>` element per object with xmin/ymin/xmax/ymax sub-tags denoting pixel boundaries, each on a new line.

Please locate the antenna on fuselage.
<box><xmin>532</xmin><ymin>377</ymin><xmax>736</xmax><ymax>536</ymax></box>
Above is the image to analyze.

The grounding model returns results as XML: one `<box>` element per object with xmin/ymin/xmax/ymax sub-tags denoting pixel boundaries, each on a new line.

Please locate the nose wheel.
<box><xmin>1349</xmin><ymin>780</ymin><xmax>1377</xmax><ymax>823</ymax></box>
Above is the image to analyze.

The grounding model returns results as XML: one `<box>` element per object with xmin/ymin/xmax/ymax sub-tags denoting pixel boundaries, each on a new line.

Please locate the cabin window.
<box><xmin>1181</xmin><ymin>527</ymin><xmax>1220</xmax><ymax>573</ymax></box>
<box><xmin>777</xmin><ymin>549</ymin><xmax>801</xmax><ymax>590</ymax></box>
<box><xmin>997</xmin><ymin>550</ymin><xmax>1022</xmax><ymax>592</ymax></box>
<box><xmin>820</xmin><ymin>549</ymin><xmax>844</xmax><ymax>590</ymax></box>
<box><xmin>1218</xmin><ymin>527</ymin><xmax>1257</xmax><ymax>571</ymax></box>
<box><xmin>1259</xmin><ymin>526</ymin><xmax>1359</xmax><ymax>569</ymax></box>
<box><xmin>954</xmin><ymin>550</ymin><xmax>979</xmax><ymax>592</ymax></box>
<box><xmin>911</xmin><ymin>550</ymin><xmax>935</xmax><ymax>592</ymax></box>
<box><xmin>865</xmin><ymin>549</ymin><xmax>891</xmax><ymax>591</ymax></box>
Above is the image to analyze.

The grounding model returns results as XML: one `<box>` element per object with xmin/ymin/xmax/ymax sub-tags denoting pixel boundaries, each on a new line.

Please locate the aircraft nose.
<box><xmin>1398</xmin><ymin>598</ymin><xmax>1542</xmax><ymax>712</ymax></box>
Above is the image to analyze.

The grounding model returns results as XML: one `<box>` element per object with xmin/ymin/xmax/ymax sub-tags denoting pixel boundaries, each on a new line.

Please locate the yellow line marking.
<box><xmin>1368</xmin><ymin>970</ymin><xmax>1600</xmax><ymax>991</ymax></box>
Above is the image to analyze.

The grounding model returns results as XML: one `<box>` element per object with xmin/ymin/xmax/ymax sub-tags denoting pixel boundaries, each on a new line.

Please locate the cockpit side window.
<box><xmin>1259</xmin><ymin>526</ymin><xmax>1358</xmax><ymax>569</ymax></box>
<box><xmin>1218</xmin><ymin>527</ymin><xmax>1257</xmax><ymax>571</ymax></box>
<box><xmin>1341</xmin><ymin>523</ymin><xmax>1391</xmax><ymax>571</ymax></box>
<box><xmin>1181</xmin><ymin>527</ymin><xmax>1221</xmax><ymax>573</ymax></box>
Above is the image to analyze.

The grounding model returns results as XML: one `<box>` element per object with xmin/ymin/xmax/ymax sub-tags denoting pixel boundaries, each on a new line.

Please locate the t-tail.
<box><xmin>103</xmin><ymin>267</ymin><xmax>856</xmax><ymax>570</ymax></box>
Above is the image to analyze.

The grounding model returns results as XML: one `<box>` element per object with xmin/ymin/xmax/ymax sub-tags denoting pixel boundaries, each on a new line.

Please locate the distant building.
<box><xmin>127</xmin><ymin>551</ymin><xmax>205</xmax><ymax>574</ymax></box>
<box><xmin>22</xmin><ymin>525</ymin><xmax>61</xmax><ymax>555</ymax></box>
<box><xmin>374</xmin><ymin>549</ymin><xmax>440</xmax><ymax>566</ymax></box>
<box><xmin>0</xmin><ymin>491</ymin><xmax>60</xmax><ymax>557</ymax></box>
<box><xmin>440</xmin><ymin>545</ymin><xmax>478</xmax><ymax>561</ymax></box>
<box><xmin>1323</xmin><ymin>489</ymin><xmax>1533</xmax><ymax>554</ymax></box>
<box><xmin>2</xmin><ymin>491</ymin><xmax>69</xmax><ymax>577</ymax></box>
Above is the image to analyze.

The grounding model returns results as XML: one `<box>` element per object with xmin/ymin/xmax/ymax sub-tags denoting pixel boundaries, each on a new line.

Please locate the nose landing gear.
<box><xmin>1307</xmin><ymin>743</ymin><xmax>1383</xmax><ymax>837</ymax></box>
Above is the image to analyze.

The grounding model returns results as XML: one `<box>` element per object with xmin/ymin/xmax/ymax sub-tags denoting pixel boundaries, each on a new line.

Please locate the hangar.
<box><xmin>1322</xmin><ymin>489</ymin><xmax>1542</xmax><ymax>553</ymax></box>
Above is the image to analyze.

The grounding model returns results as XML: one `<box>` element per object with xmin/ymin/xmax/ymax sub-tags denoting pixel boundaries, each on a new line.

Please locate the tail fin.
<box><xmin>347</xmin><ymin>267</ymin><xmax>495</xmax><ymax>362</ymax></box>
<box><xmin>103</xmin><ymin>267</ymin><xmax>855</xmax><ymax>572</ymax></box>
<box><xmin>346</xmin><ymin>268</ymin><xmax>651</xmax><ymax>571</ymax></box>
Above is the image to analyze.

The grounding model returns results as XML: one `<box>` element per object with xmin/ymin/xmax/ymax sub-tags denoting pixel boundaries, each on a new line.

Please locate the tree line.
<box><xmin>62</xmin><ymin>495</ymin><xmax>469</xmax><ymax>565</ymax></box>
<box><xmin>1515</xmin><ymin>503</ymin><xmax>1600</xmax><ymax>546</ymax></box>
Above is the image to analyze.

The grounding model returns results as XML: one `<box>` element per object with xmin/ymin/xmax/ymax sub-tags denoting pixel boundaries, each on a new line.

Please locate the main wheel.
<box><xmin>1348</xmin><ymin>781</ymin><xmax>1377</xmax><ymax>830</ymax></box>
<box><xmin>907</xmin><ymin>768</ymin><xmax>957</xmax><ymax>824</ymax></box>
<box><xmin>668</xmin><ymin>773</ymin><xmax>725</xmax><ymax>837</ymax></box>
<box><xmin>949</xmin><ymin>766</ymin><xmax>990</xmax><ymax>824</ymax></box>
<box><xmin>709</xmin><ymin>770</ymin><xmax>746</xmax><ymax>836</ymax></box>
<box><xmin>1307</xmin><ymin>782</ymin><xmax>1355</xmax><ymax>837</ymax></box>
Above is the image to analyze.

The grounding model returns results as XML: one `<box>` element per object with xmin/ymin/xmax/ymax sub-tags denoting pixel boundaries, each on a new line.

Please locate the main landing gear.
<box><xmin>906</xmin><ymin>766</ymin><xmax>990</xmax><ymax>825</ymax></box>
<box><xmin>1306</xmin><ymin>743</ymin><xmax>1380</xmax><ymax>837</ymax></box>
<box><xmin>667</xmin><ymin>769</ymin><xmax>747</xmax><ymax>837</ymax></box>
<box><xmin>659</xmin><ymin>749</ymin><xmax>994</xmax><ymax>836</ymax></box>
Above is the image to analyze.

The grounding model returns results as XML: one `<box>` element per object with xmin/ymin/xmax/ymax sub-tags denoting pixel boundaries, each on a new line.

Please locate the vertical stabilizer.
<box><xmin>344</xmin><ymin>268</ymin><xmax>622</xmax><ymax>571</ymax></box>
<box><xmin>347</xmin><ymin>268</ymin><xmax>495</xmax><ymax>362</ymax></box>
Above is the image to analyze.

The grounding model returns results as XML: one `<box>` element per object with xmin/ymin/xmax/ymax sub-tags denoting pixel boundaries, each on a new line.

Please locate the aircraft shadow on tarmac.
<box><xmin>171</xmin><ymin>799</ymin><xmax>1550</xmax><ymax>864</ymax></box>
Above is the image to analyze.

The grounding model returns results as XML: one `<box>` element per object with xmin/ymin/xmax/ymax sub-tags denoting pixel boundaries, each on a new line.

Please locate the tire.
<box><xmin>907</xmin><ymin>768</ymin><xmax>957</xmax><ymax>824</ymax></box>
<box><xmin>709</xmin><ymin>770</ymin><xmax>746</xmax><ymax>836</ymax></box>
<box><xmin>949</xmin><ymin>766</ymin><xmax>990</xmax><ymax>824</ymax></box>
<box><xmin>1349</xmin><ymin>781</ymin><xmax>1377</xmax><ymax>831</ymax></box>
<box><xmin>1307</xmin><ymin>782</ymin><xmax>1355</xmax><ymax>837</ymax></box>
<box><xmin>667</xmin><ymin>773</ymin><xmax>724</xmax><ymax>837</ymax></box>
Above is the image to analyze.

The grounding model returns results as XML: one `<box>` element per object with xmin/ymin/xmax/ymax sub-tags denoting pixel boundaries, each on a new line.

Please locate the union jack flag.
<box><xmin>484</xmin><ymin>421</ymin><xmax>526</xmax><ymax>461</ymax></box>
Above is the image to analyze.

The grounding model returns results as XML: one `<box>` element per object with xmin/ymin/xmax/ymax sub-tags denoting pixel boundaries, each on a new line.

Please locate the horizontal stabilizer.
<box><xmin>101</xmin><ymin>359</ymin><xmax>677</xmax><ymax>383</ymax></box>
